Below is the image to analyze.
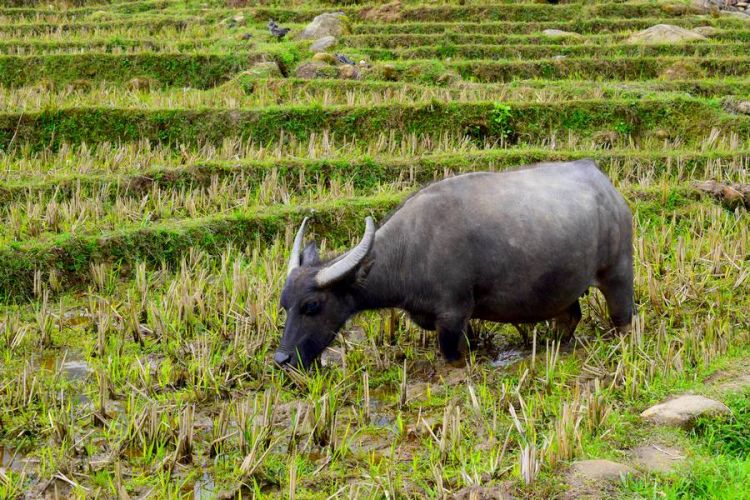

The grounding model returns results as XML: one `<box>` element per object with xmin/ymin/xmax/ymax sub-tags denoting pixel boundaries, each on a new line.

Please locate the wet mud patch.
<box><xmin>38</xmin><ymin>348</ymin><xmax>92</xmax><ymax>383</ymax></box>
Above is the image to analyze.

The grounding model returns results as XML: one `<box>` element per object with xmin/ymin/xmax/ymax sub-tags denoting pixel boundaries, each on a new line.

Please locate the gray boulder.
<box><xmin>641</xmin><ymin>395</ymin><xmax>730</xmax><ymax>428</ymax></box>
<box><xmin>627</xmin><ymin>24</ymin><xmax>707</xmax><ymax>44</ymax></box>
<box><xmin>298</xmin><ymin>12</ymin><xmax>351</xmax><ymax>40</ymax></box>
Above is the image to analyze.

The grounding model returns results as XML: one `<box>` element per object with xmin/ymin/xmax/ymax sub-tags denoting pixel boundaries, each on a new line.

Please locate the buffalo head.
<box><xmin>275</xmin><ymin>217</ymin><xmax>376</xmax><ymax>369</ymax></box>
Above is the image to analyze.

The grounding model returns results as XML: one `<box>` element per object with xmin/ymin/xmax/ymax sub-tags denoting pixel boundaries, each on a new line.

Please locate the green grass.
<box><xmin>1</xmin><ymin>98</ymin><xmax>748</xmax><ymax>150</ymax></box>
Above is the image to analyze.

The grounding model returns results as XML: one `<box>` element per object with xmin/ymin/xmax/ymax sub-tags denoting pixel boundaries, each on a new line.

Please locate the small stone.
<box><xmin>338</xmin><ymin>65</ymin><xmax>360</xmax><ymax>80</ymax></box>
<box><xmin>294</xmin><ymin>61</ymin><xmax>338</xmax><ymax>79</ymax></box>
<box><xmin>593</xmin><ymin>130</ymin><xmax>619</xmax><ymax>148</ymax></box>
<box><xmin>570</xmin><ymin>459</ymin><xmax>636</xmax><ymax>481</ymax></box>
<box><xmin>627</xmin><ymin>24</ymin><xmax>707</xmax><ymax>44</ymax></box>
<box><xmin>654</xmin><ymin>129</ymin><xmax>671</xmax><ymax>140</ymax></box>
<box><xmin>310</xmin><ymin>35</ymin><xmax>336</xmax><ymax>52</ymax></box>
<box><xmin>320</xmin><ymin>347</ymin><xmax>344</xmax><ymax>367</ymax></box>
<box><xmin>312</xmin><ymin>52</ymin><xmax>337</xmax><ymax>64</ymax></box>
<box><xmin>381</xmin><ymin>64</ymin><xmax>399</xmax><ymax>81</ymax></box>
<box><xmin>630</xmin><ymin>445</ymin><xmax>685</xmax><ymax>473</ymax></box>
<box><xmin>359</xmin><ymin>60</ymin><xmax>367</xmax><ymax>66</ymax></box>
<box><xmin>641</xmin><ymin>395</ymin><xmax>730</xmax><ymax>428</ymax></box>
<box><xmin>542</xmin><ymin>29</ymin><xmax>583</xmax><ymax>38</ymax></box>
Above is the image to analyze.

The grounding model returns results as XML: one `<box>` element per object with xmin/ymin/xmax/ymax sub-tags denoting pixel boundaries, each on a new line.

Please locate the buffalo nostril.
<box><xmin>274</xmin><ymin>351</ymin><xmax>291</xmax><ymax>365</ymax></box>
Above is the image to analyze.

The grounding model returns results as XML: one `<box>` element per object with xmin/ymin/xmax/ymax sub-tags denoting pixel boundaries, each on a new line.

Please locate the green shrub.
<box><xmin>490</xmin><ymin>103</ymin><xmax>513</xmax><ymax>140</ymax></box>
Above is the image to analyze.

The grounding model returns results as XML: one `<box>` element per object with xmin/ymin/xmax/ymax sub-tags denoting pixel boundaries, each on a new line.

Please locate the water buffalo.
<box><xmin>275</xmin><ymin>160</ymin><xmax>633</xmax><ymax>369</ymax></box>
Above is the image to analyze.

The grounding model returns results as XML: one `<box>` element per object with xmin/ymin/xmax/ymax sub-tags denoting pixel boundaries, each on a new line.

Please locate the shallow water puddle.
<box><xmin>40</xmin><ymin>349</ymin><xmax>92</xmax><ymax>382</ymax></box>
<box><xmin>193</xmin><ymin>472</ymin><xmax>216</xmax><ymax>499</ymax></box>
<box><xmin>491</xmin><ymin>348</ymin><xmax>528</xmax><ymax>369</ymax></box>
<box><xmin>0</xmin><ymin>445</ymin><xmax>28</xmax><ymax>472</ymax></box>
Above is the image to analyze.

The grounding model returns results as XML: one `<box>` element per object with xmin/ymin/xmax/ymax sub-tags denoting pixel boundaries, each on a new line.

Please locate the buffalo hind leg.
<box><xmin>513</xmin><ymin>323</ymin><xmax>531</xmax><ymax>347</ymax></box>
<box><xmin>437</xmin><ymin>315</ymin><xmax>470</xmax><ymax>366</ymax></box>
<box><xmin>598</xmin><ymin>262</ymin><xmax>634</xmax><ymax>336</ymax></box>
<box><xmin>551</xmin><ymin>299</ymin><xmax>582</xmax><ymax>343</ymax></box>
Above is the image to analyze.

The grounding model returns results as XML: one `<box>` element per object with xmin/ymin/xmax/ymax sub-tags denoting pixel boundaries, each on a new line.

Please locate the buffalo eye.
<box><xmin>300</xmin><ymin>300</ymin><xmax>321</xmax><ymax>316</ymax></box>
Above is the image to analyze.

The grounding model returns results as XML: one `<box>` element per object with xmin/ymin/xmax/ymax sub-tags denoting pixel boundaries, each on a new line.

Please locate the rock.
<box><xmin>338</xmin><ymin>65</ymin><xmax>361</xmax><ymax>80</ymax></box>
<box><xmin>380</xmin><ymin>64</ymin><xmax>399</xmax><ymax>81</ymax></box>
<box><xmin>542</xmin><ymin>29</ymin><xmax>583</xmax><ymax>38</ymax></box>
<box><xmin>630</xmin><ymin>444</ymin><xmax>685</xmax><ymax>473</ymax></box>
<box><xmin>361</xmin><ymin>0</ymin><xmax>403</xmax><ymax>22</ymax></box>
<box><xmin>243</xmin><ymin>61</ymin><xmax>283</xmax><ymax>78</ymax></box>
<box><xmin>641</xmin><ymin>395</ymin><xmax>730</xmax><ymax>428</ymax></box>
<box><xmin>321</xmin><ymin>346</ymin><xmax>344</xmax><ymax>367</ymax></box>
<box><xmin>692</xmin><ymin>180</ymin><xmax>750</xmax><ymax>208</ymax></box>
<box><xmin>692</xmin><ymin>26</ymin><xmax>720</xmax><ymax>36</ymax></box>
<box><xmin>654</xmin><ymin>129</ymin><xmax>671</xmax><ymax>140</ymax></box>
<box><xmin>626</xmin><ymin>24</ymin><xmax>707</xmax><ymax>44</ymax></box>
<box><xmin>659</xmin><ymin>61</ymin><xmax>703</xmax><ymax>80</ymax></box>
<box><xmin>593</xmin><ymin>131</ymin><xmax>619</xmax><ymax>148</ymax></box>
<box><xmin>722</xmin><ymin>96</ymin><xmax>750</xmax><ymax>115</ymax></box>
<box><xmin>310</xmin><ymin>35</ymin><xmax>336</xmax><ymax>52</ymax></box>
<box><xmin>295</xmin><ymin>61</ymin><xmax>338</xmax><ymax>79</ymax></box>
<box><xmin>298</xmin><ymin>12</ymin><xmax>351</xmax><ymax>40</ymax></box>
<box><xmin>570</xmin><ymin>460</ymin><xmax>636</xmax><ymax>481</ymax></box>
<box><xmin>312</xmin><ymin>52</ymin><xmax>337</xmax><ymax>64</ymax></box>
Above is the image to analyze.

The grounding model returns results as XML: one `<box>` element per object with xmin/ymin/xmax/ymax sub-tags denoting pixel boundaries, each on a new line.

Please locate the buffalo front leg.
<box><xmin>437</xmin><ymin>315</ymin><xmax>471</xmax><ymax>365</ymax></box>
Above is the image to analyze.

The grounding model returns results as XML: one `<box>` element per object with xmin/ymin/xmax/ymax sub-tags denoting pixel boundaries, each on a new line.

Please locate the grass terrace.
<box><xmin>0</xmin><ymin>0</ymin><xmax>748</xmax><ymax>498</ymax></box>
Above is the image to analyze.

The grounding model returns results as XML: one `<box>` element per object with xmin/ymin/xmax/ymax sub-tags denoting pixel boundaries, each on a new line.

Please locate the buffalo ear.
<box><xmin>355</xmin><ymin>253</ymin><xmax>375</xmax><ymax>284</ymax></box>
<box><xmin>301</xmin><ymin>242</ymin><xmax>320</xmax><ymax>266</ymax></box>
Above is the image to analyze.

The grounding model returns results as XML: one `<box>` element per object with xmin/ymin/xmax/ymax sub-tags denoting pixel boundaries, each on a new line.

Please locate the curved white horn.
<box><xmin>315</xmin><ymin>217</ymin><xmax>376</xmax><ymax>287</ymax></box>
<box><xmin>287</xmin><ymin>217</ymin><xmax>309</xmax><ymax>276</ymax></box>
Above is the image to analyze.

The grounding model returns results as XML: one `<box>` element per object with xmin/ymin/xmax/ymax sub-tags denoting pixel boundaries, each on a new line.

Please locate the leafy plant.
<box><xmin>490</xmin><ymin>103</ymin><xmax>513</xmax><ymax>141</ymax></box>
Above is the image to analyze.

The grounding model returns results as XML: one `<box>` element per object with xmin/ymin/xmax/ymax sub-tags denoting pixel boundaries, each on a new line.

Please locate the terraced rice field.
<box><xmin>0</xmin><ymin>0</ymin><xmax>749</xmax><ymax>498</ymax></box>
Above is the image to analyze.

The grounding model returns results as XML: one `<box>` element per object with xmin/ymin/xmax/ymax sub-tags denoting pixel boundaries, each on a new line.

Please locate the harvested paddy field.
<box><xmin>0</xmin><ymin>0</ymin><xmax>749</xmax><ymax>498</ymax></box>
